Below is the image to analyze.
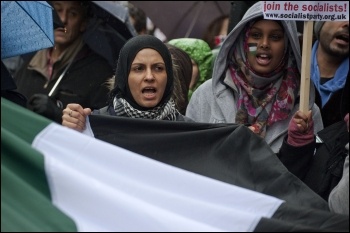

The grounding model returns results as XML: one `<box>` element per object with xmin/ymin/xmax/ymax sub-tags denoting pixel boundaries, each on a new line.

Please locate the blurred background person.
<box><xmin>202</xmin><ymin>15</ymin><xmax>229</xmax><ymax>63</ymax></box>
<box><xmin>165</xmin><ymin>43</ymin><xmax>193</xmax><ymax>115</ymax></box>
<box><xmin>127</xmin><ymin>2</ymin><xmax>147</xmax><ymax>35</ymax></box>
<box><xmin>168</xmin><ymin>38</ymin><xmax>213</xmax><ymax>99</ymax></box>
<box><xmin>14</xmin><ymin>1</ymin><xmax>114</xmax><ymax>123</ymax></box>
<box><xmin>203</xmin><ymin>15</ymin><xmax>229</xmax><ymax>50</ymax></box>
<box><xmin>124</xmin><ymin>2</ymin><xmax>167</xmax><ymax>42</ymax></box>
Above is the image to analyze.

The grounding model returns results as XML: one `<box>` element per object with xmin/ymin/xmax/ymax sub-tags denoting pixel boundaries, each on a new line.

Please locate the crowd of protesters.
<box><xmin>2</xmin><ymin>1</ymin><xmax>348</xmax><ymax>216</ymax></box>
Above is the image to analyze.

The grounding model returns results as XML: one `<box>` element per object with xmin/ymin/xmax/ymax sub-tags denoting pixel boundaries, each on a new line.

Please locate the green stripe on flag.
<box><xmin>1</xmin><ymin>98</ymin><xmax>77</xmax><ymax>232</ymax></box>
<box><xmin>1</xmin><ymin>98</ymin><xmax>51</xmax><ymax>144</ymax></box>
<box><xmin>2</xmin><ymin>127</ymin><xmax>51</xmax><ymax>199</ymax></box>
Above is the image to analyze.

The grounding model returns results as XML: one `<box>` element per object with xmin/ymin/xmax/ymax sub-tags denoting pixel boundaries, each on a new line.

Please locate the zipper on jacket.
<box><xmin>43</xmin><ymin>81</ymin><xmax>49</xmax><ymax>89</ymax></box>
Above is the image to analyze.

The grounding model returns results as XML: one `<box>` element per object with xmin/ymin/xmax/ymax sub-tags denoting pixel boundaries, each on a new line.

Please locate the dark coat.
<box><xmin>14</xmin><ymin>45</ymin><xmax>114</xmax><ymax>113</ymax></box>
<box><xmin>315</xmin><ymin>74</ymin><xmax>349</xmax><ymax>128</ymax></box>
<box><xmin>278</xmin><ymin>120</ymin><xmax>349</xmax><ymax>201</ymax></box>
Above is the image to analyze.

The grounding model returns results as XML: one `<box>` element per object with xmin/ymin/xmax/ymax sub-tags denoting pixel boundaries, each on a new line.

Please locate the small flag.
<box><xmin>248</xmin><ymin>43</ymin><xmax>258</xmax><ymax>55</ymax></box>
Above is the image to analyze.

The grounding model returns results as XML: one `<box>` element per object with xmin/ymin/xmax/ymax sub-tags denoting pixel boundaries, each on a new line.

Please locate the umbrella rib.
<box><xmin>184</xmin><ymin>1</ymin><xmax>204</xmax><ymax>38</ymax></box>
<box><xmin>17</xmin><ymin>3</ymin><xmax>54</xmax><ymax>44</ymax></box>
<box><xmin>214</xmin><ymin>1</ymin><xmax>225</xmax><ymax>15</ymax></box>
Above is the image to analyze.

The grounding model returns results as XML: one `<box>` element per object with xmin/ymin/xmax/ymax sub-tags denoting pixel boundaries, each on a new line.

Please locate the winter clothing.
<box><xmin>106</xmin><ymin>35</ymin><xmax>193</xmax><ymax>122</ymax></box>
<box><xmin>27</xmin><ymin>94</ymin><xmax>63</xmax><ymax>122</ymax></box>
<box><xmin>14</xmin><ymin>38</ymin><xmax>113</xmax><ymax>123</ymax></box>
<box><xmin>311</xmin><ymin>41</ymin><xmax>349</xmax><ymax>128</ymax></box>
<box><xmin>329</xmin><ymin>153</ymin><xmax>349</xmax><ymax>215</ymax></box>
<box><xmin>185</xmin><ymin>1</ymin><xmax>323</xmax><ymax>153</ymax></box>
<box><xmin>287</xmin><ymin>112</ymin><xmax>314</xmax><ymax>147</ymax></box>
<box><xmin>110</xmin><ymin>35</ymin><xmax>174</xmax><ymax>111</ymax></box>
<box><xmin>278</xmin><ymin>119</ymin><xmax>349</xmax><ymax>202</ymax></box>
<box><xmin>1</xmin><ymin>61</ymin><xmax>27</xmax><ymax>107</ymax></box>
<box><xmin>93</xmin><ymin>105</ymin><xmax>193</xmax><ymax>122</ymax></box>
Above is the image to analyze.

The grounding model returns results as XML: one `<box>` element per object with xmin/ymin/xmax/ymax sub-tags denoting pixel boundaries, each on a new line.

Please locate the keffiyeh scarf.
<box><xmin>113</xmin><ymin>96</ymin><xmax>178</xmax><ymax>121</ymax></box>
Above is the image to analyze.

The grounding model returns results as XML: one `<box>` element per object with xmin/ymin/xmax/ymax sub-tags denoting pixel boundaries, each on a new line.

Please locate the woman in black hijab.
<box><xmin>62</xmin><ymin>35</ymin><xmax>192</xmax><ymax>131</ymax></box>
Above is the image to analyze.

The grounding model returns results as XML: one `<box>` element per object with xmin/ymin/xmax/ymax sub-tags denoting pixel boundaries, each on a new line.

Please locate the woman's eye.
<box><xmin>251</xmin><ymin>32</ymin><xmax>261</xmax><ymax>39</ymax></box>
<box><xmin>132</xmin><ymin>66</ymin><xmax>143</xmax><ymax>72</ymax></box>
<box><xmin>270</xmin><ymin>34</ymin><xmax>283</xmax><ymax>40</ymax></box>
<box><xmin>155</xmin><ymin>66</ymin><xmax>165</xmax><ymax>72</ymax></box>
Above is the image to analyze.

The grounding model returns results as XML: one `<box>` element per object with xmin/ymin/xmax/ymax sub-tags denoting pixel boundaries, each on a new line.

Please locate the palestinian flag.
<box><xmin>1</xmin><ymin>98</ymin><xmax>349</xmax><ymax>232</ymax></box>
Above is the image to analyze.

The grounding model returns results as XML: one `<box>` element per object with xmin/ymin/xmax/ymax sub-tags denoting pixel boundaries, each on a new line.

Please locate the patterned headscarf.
<box><xmin>229</xmin><ymin>19</ymin><xmax>300</xmax><ymax>137</ymax></box>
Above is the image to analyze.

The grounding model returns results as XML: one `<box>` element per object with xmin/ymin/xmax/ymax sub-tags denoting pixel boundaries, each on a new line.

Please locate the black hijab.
<box><xmin>109</xmin><ymin>35</ymin><xmax>174</xmax><ymax>111</ymax></box>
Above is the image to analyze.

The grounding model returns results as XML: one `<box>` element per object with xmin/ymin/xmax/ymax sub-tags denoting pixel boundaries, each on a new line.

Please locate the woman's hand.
<box><xmin>62</xmin><ymin>103</ymin><xmax>91</xmax><ymax>132</ymax></box>
<box><xmin>287</xmin><ymin>110</ymin><xmax>314</xmax><ymax>147</ymax></box>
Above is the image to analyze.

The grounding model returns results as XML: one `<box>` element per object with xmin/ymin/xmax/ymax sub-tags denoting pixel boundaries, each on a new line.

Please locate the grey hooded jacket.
<box><xmin>186</xmin><ymin>1</ymin><xmax>323</xmax><ymax>153</ymax></box>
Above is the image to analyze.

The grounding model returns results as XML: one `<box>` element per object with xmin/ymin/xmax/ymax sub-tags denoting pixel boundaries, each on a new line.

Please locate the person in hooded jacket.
<box><xmin>185</xmin><ymin>1</ymin><xmax>323</xmax><ymax>153</ymax></box>
<box><xmin>62</xmin><ymin>35</ymin><xmax>193</xmax><ymax>132</ymax></box>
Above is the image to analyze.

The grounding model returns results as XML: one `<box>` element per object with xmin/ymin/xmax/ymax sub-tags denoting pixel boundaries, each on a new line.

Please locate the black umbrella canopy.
<box><xmin>130</xmin><ymin>1</ymin><xmax>231</xmax><ymax>40</ymax></box>
<box><xmin>89</xmin><ymin>1</ymin><xmax>137</xmax><ymax>39</ymax></box>
<box><xmin>83</xmin><ymin>1</ymin><xmax>137</xmax><ymax>67</ymax></box>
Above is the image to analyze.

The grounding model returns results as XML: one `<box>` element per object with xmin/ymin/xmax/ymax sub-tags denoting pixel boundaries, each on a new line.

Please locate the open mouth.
<box><xmin>55</xmin><ymin>27</ymin><xmax>67</xmax><ymax>33</ymax></box>
<box><xmin>142</xmin><ymin>87</ymin><xmax>157</xmax><ymax>99</ymax></box>
<box><xmin>335</xmin><ymin>34</ymin><xmax>349</xmax><ymax>43</ymax></box>
<box><xmin>142</xmin><ymin>87</ymin><xmax>156</xmax><ymax>94</ymax></box>
<box><xmin>256</xmin><ymin>53</ymin><xmax>271</xmax><ymax>65</ymax></box>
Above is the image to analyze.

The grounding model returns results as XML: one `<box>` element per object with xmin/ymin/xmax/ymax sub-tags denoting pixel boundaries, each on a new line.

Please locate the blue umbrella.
<box><xmin>1</xmin><ymin>1</ymin><xmax>55</xmax><ymax>59</ymax></box>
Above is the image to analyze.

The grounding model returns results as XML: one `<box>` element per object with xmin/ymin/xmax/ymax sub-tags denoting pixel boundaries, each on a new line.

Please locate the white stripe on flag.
<box><xmin>33</xmin><ymin>123</ymin><xmax>283</xmax><ymax>232</ymax></box>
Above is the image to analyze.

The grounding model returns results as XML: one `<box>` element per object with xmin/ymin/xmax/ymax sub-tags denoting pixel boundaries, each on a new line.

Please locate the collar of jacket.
<box><xmin>28</xmin><ymin>36</ymin><xmax>85</xmax><ymax>81</ymax></box>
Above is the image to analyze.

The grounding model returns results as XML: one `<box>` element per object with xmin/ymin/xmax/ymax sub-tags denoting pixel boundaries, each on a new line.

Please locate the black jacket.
<box><xmin>14</xmin><ymin>45</ymin><xmax>114</xmax><ymax>122</ymax></box>
<box><xmin>315</xmin><ymin>75</ymin><xmax>349</xmax><ymax>128</ymax></box>
<box><xmin>278</xmin><ymin>120</ymin><xmax>349</xmax><ymax>201</ymax></box>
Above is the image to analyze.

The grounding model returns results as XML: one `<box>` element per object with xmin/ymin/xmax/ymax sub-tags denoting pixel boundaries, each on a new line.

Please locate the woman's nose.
<box><xmin>259</xmin><ymin>37</ymin><xmax>269</xmax><ymax>49</ymax></box>
<box><xmin>259</xmin><ymin>38</ymin><xmax>269</xmax><ymax>49</ymax></box>
<box><xmin>144</xmin><ymin>68</ymin><xmax>155</xmax><ymax>81</ymax></box>
<box><xmin>260</xmin><ymin>43</ymin><xmax>269</xmax><ymax>49</ymax></box>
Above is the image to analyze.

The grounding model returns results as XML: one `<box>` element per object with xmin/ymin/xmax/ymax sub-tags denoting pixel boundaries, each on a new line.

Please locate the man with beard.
<box><xmin>312</xmin><ymin>21</ymin><xmax>349</xmax><ymax>127</ymax></box>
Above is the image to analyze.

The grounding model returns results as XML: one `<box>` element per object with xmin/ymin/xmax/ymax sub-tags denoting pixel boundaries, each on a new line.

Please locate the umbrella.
<box><xmin>130</xmin><ymin>1</ymin><xmax>231</xmax><ymax>40</ymax></box>
<box><xmin>83</xmin><ymin>1</ymin><xmax>137</xmax><ymax>67</ymax></box>
<box><xmin>1</xmin><ymin>1</ymin><xmax>55</xmax><ymax>59</ymax></box>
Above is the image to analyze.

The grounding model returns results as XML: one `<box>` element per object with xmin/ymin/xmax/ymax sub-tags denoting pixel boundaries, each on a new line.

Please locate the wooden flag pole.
<box><xmin>299</xmin><ymin>21</ymin><xmax>314</xmax><ymax>114</ymax></box>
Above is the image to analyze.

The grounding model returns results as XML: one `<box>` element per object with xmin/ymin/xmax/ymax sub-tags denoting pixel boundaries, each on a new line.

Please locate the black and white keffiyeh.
<box><xmin>113</xmin><ymin>96</ymin><xmax>178</xmax><ymax>121</ymax></box>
